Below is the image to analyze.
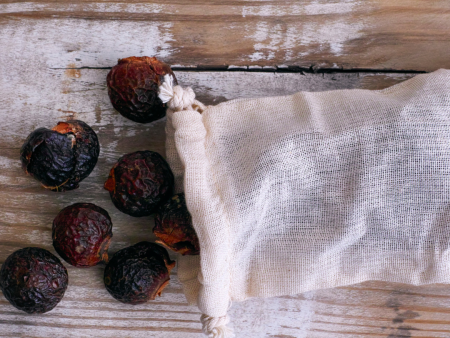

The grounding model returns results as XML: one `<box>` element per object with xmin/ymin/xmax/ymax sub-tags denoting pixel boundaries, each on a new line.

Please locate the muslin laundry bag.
<box><xmin>159</xmin><ymin>69</ymin><xmax>450</xmax><ymax>337</ymax></box>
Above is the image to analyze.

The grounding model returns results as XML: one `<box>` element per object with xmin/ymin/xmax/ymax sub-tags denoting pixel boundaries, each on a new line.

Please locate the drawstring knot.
<box><xmin>200</xmin><ymin>314</ymin><xmax>234</xmax><ymax>338</ymax></box>
<box><xmin>159</xmin><ymin>74</ymin><xmax>206</xmax><ymax>112</ymax></box>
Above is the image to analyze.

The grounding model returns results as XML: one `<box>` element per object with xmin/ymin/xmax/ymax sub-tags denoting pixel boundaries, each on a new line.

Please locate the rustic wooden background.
<box><xmin>1</xmin><ymin>0</ymin><xmax>450</xmax><ymax>337</ymax></box>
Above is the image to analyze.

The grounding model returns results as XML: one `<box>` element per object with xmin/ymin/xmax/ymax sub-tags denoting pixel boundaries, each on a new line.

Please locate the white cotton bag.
<box><xmin>161</xmin><ymin>69</ymin><xmax>450</xmax><ymax>337</ymax></box>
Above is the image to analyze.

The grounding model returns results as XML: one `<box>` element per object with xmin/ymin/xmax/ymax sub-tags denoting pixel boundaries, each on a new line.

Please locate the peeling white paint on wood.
<box><xmin>0</xmin><ymin>156</ymin><xmax>15</xmax><ymax>169</ymax></box>
<box><xmin>243</xmin><ymin>0</ymin><xmax>368</xmax><ymax>61</ymax></box>
<box><xmin>304</xmin><ymin>0</ymin><xmax>362</xmax><ymax>15</ymax></box>
<box><xmin>0</xmin><ymin>20</ymin><xmax>175</xmax><ymax>69</ymax></box>
<box><xmin>301</xmin><ymin>20</ymin><xmax>365</xmax><ymax>56</ymax></box>
<box><xmin>241</xmin><ymin>1</ymin><xmax>359</xmax><ymax>17</ymax></box>
<box><xmin>1</xmin><ymin>0</ymin><xmax>449</xmax><ymax>70</ymax></box>
<box><xmin>0</xmin><ymin>2</ymin><xmax>166</xmax><ymax>14</ymax></box>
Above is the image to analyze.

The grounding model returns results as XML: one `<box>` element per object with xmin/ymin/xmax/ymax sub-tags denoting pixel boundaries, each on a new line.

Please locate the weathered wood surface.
<box><xmin>2</xmin><ymin>69</ymin><xmax>450</xmax><ymax>337</ymax></box>
<box><xmin>0</xmin><ymin>0</ymin><xmax>450</xmax><ymax>71</ymax></box>
<box><xmin>2</xmin><ymin>0</ymin><xmax>450</xmax><ymax>336</ymax></box>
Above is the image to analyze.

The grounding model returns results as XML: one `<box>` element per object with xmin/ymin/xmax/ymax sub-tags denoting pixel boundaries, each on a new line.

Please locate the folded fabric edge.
<box><xmin>170</xmin><ymin>108</ymin><xmax>234</xmax><ymax>337</ymax></box>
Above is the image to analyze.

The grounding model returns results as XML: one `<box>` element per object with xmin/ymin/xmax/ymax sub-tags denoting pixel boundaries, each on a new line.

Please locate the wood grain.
<box><xmin>2</xmin><ymin>68</ymin><xmax>450</xmax><ymax>337</ymax></box>
<box><xmin>1</xmin><ymin>1</ymin><xmax>449</xmax><ymax>334</ymax></box>
<box><xmin>0</xmin><ymin>0</ymin><xmax>449</xmax><ymax>71</ymax></box>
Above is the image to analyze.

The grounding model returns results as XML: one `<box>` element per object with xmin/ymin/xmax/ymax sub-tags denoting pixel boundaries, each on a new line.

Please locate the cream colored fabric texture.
<box><xmin>165</xmin><ymin>69</ymin><xmax>450</xmax><ymax>331</ymax></box>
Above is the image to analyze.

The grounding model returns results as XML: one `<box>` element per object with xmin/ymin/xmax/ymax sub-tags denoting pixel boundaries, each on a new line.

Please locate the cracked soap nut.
<box><xmin>107</xmin><ymin>56</ymin><xmax>177</xmax><ymax>123</ymax></box>
<box><xmin>53</xmin><ymin>203</ymin><xmax>113</xmax><ymax>267</ymax></box>
<box><xmin>154</xmin><ymin>193</ymin><xmax>200</xmax><ymax>255</ymax></box>
<box><xmin>0</xmin><ymin>247</ymin><xmax>68</xmax><ymax>314</ymax></box>
<box><xmin>20</xmin><ymin>120</ymin><xmax>100</xmax><ymax>191</ymax></box>
<box><xmin>104</xmin><ymin>151</ymin><xmax>174</xmax><ymax>217</ymax></box>
<box><xmin>104</xmin><ymin>241</ymin><xmax>175</xmax><ymax>304</ymax></box>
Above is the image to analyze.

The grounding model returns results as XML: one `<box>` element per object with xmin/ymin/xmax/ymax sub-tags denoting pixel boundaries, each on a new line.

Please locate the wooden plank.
<box><xmin>0</xmin><ymin>0</ymin><xmax>449</xmax><ymax>71</ymax></box>
<box><xmin>3</xmin><ymin>68</ymin><xmax>450</xmax><ymax>337</ymax></box>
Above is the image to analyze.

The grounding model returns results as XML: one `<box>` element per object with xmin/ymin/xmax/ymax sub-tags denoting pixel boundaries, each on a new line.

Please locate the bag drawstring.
<box><xmin>200</xmin><ymin>314</ymin><xmax>235</xmax><ymax>338</ymax></box>
<box><xmin>159</xmin><ymin>74</ymin><xmax>206</xmax><ymax>113</ymax></box>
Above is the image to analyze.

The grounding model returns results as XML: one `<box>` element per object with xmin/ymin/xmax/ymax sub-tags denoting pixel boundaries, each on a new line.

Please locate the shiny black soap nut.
<box><xmin>20</xmin><ymin>128</ymin><xmax>75</xmax><ymax>189</ymax></box>
<box><xmin>0</xmin><ymin>247</ymin><xmax>68</xmax><ymax>314</ymax></box>
<box><xmin>104</xmin><ymin>242</ymin><xmax>175</xmax><ymax>304</ymax></box>
<box><xmin>20</xmin><ymin>120</ymin><xmax>100</xmax><ymax>192</ymax></box>
<box><xmin>104</xmin><ymin>151</ymin><xmax>174</xmax><ymax>217</ymax></box>
<box><xmin>52</xmin><ymin>120</ymin><xmax>100</xmax><ymax>191</ymax></box>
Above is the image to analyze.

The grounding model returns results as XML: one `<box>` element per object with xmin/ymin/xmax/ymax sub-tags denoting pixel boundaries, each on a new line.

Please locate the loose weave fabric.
<box><xmin>165</xmin><ymin>69</ymin><xmax>450</xmax><ymax>335</ymax></box>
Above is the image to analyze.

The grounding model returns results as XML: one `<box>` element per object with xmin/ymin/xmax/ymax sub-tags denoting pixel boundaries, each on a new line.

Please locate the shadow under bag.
<box><xmin>162</xmin><ymin>69</ymin><xmax>450</xmax><ymax>337</ymax></box>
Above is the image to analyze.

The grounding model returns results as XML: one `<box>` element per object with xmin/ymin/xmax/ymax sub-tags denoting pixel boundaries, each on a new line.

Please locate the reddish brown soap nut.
<box><xmin>104</xmin><ymin>151</ymin><xmax>174</xmax><ymax>217</ymax></box>
<box><xmin>52</xmin><ymin>203</ymin><xmax>113</xmax><ymax>267</ymax></box>
<box><xmin>0</xmin><ymin>247</ymin><xmax>68</xmax><ymax>314</ymax></box>
<box><xmin>154</xmin><ymin>193</ymin><xmax>200</xmax><ymax>255</ymax></box>
<box><xmin>104</xmin><ymin>242</ymin><xmax>175</xmax><ymax>304</ymax></box>
<box><xmin>107</xmin><ymin>56</ymin><xmax>177</xmax><ymax>123</ymax></box>
<box><xmin>20</xmin><ymin>120</ymin><xmax>100</xmax><ymax>191</ymax></box>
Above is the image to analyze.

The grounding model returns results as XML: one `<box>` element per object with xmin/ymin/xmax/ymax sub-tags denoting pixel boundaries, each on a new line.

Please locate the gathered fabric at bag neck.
<box><xmin>160</xmin><ymin>69</ymin><xmax>450</xmax><ymax>337</ymax></box>
<box><xmin>160</xmin><ymin>75</ymin><xmax>234</xmax><ymax>337</ymax></box>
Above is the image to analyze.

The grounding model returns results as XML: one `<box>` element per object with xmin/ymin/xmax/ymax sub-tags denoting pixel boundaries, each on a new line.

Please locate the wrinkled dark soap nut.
<box><xmin>104</xmin><ymin>151</ymin><xmax>174</xmax><ymax>217</ymax></box>
<box><xmin>20</xmin><ymin>127</ymin><xmax>75</xmax><ymax>189</ymax></box>
<box><xmin>0</xmin><ymin>247</ymin><xmax>68</xmax><ymax>314</ymax></box>
<box><xmin>154</xmin><ymin>193</ymin><xmax>200</xmax><ymax>256</ymax></box>
<box><xmin>107</xmin><ymin>56</ymin><xmax>177</xmax><ymax>123</ymax></box>
<box><xmin>53</xmin><ymin>203</ymin><xmax>113</xmax><ymax>267</ymax></box>
<box><xmin>20</xmin><ymin>120</ymin><xmax>100</xmax><ymax>191</ymax></box>
<box><xmin>104</xmin><ymin>241</ymin><xmax>175</xmax><ymax>304</ymax></box>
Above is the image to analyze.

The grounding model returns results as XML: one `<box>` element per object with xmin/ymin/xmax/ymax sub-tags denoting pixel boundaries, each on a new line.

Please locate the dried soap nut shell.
<box><xmin>0</xmin><ymin>247</ymin><xmax>68</xmax><ymax>314</ymax></box>
<box><xmin>104</xmin><ymin>242</ymin><xmax>175</xmax><ymax>304</ymax></box>
<box><xmin>20</xmin><ymin>128</ymin><xmax>76</xmax><ymax>189</ymax></box>
<box><xmin>104</xmin><ymin>151</ymin><xmax>174</xmax><ymax>217</ymax></box>
<box><xmin>20</xmin><ymin>120</ymin><xmax>100</xmax><ymax>192</ymax></box>
<box><xmin>51</xmin><ymin>120</ymin><xmax>100</xmax><ymax>191</ymax></box>
<box><xmin>107</xmin><ymin>56</ymin><xmax>178</xmax><ymax>123</ymax></box>
<box><xmin>52</xmin><ymin>203</ymin><xmax>113</xmax><ymax>267</ymax></box>
<box><xmin>154</xmin><ymin>193</ymin><xmax>200</xmax><ymax>255</ymax></box>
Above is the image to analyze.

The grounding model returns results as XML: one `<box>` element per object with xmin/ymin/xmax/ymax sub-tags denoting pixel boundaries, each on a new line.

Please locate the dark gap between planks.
<box><xmin>50</xmin><ymin>65</ymin><xmax>427</xmax><ymax>74</ymax></box>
